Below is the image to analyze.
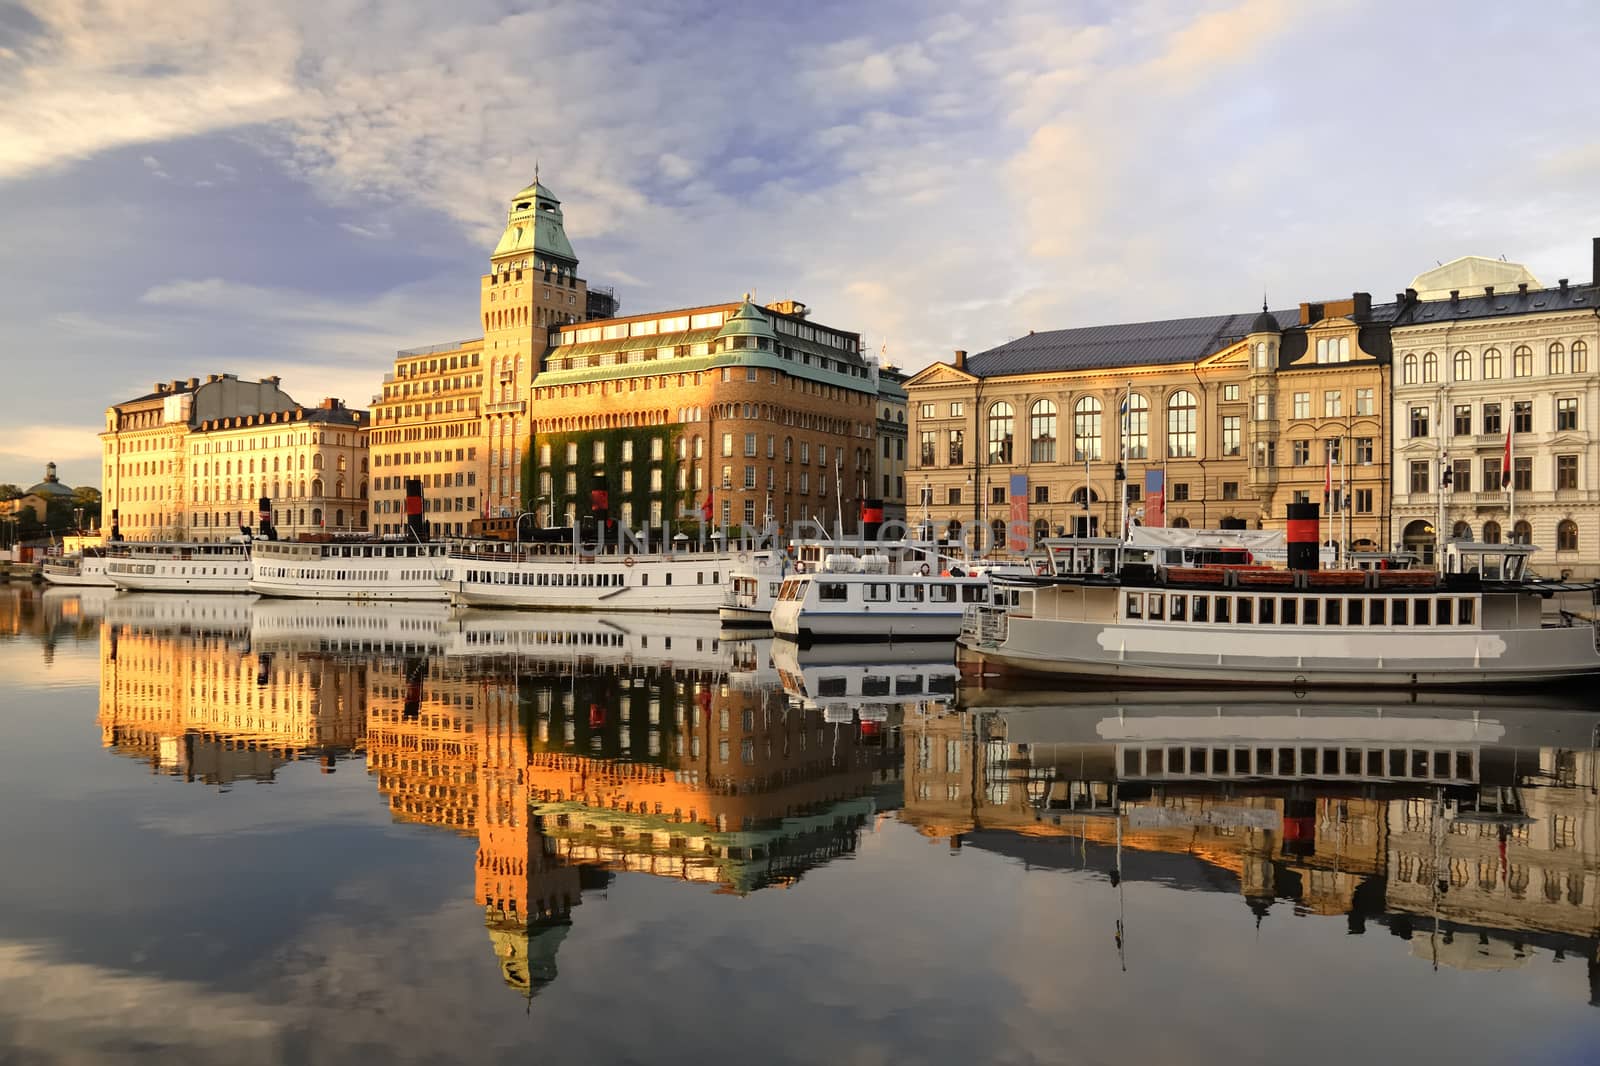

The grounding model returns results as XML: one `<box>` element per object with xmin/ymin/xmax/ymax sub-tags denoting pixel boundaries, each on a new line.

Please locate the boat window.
<box><xmin>1125</xmin><ymin>593</ymin><xmax>1143</xmax><ymax>619</ymax></box>
<box><xmin>863</xmin><ymin>583</ymin><xmax>890</xmax><ymax>602</ymax></box>
<box><xmin>818</xmin><ymin>583</ymin><xmax>849</xmax><ymax>602</ymax></box>
<box><xmin>1169</xmin><ymin>595</ymin><xmax>1187</xmax><ymax>622</ymax></box>
<box><xmin>961</xmin><ymin>585</ymin><xmax>987</xmax><ymax>603</ymax></box>
<box><xmin>1258</xmin><ymin>597</ymin><xmax>1275</xmax><ymax>624</ymax></box>
<box><xmin>895</xmin><ymin>675</ymin><xmax>923</xmax><ymax>694</ymax></box>
<box><xmin>1458</xmin><ymin>599</ymin><xmax>1475</xmax><ymax>625</ymax></box>
<box><xmin>897</xmin><ymin>583</ymin><xmax>925</xmax><ymax>602</ymax></box>
<box><xmin>862</xmin><ymin>675</ymin><xmax>891</xmax><ymax>696</ymax></box>
<box><xmin>1147</xmin><ymin>593</ymin><xmax>1164</xmax><ymax>620</ymax></box>
<box><xmin>642</xmin><ymin>574</ymin><xmax>649</xmax><ymax>586</ymax></box>
<box><xmin>1325</xmin><ymin>599</ymin><xmax>1342</xmax><ymax>625</ymax></box>
<box><xmin>817</xmin><ymin>676</ymin><xmax>848</xmax><ymax>697</ymax></box>
<box><xmin>1281</xmin><ymin>598</ymin><xmax>1297</xmax><ymax>624</ymax></box>
<box><xmin>1392</xmin><ymin>599</ymin><xmax>1408</xmax><ymax>626</ymax></box>
<box><xmin>1435</xmin><ymin>598</ymin><xmax>1452</xmax><ymax>625</ymax></box>
<box><xmin>696</xmin><ymin>571</ymin><xmax>704</xmax><ymax>584</ymax></box>
<box><xmin>928</xmin><ymin>675</ymin><xmax>957</xmax><ymax>696</ymax></box>
<box><xmin>1236</xmin><ymin>597</ymin><xmax>1252</xmax><ymax>624</ymax></box>
<box><xmin>1302</xmin><ymin>599</ymin><xmax>1319</xmax><ymax>625</ymax></box>
<box><xmin>666</xmin><ymin>573</ymin><xmax>673</xmax><ymax>585</ymax></box>
<box><xmin>1413</xmin><ymin>598</ymin><xmax>1432</xmax><ymax>625</ymax></box>
<box><xmin>929</xmin><ymin>584</ymin><xmax>956</xmax><ymax>603</ymax></box>
<box><xmin>1214</xmin><ymin>597</ymin><xmax>1231</xmax><ymax>623</ymax></box>
<box><xmin>1347</xmin><ymin>599</ymin><xmax>1364</xmax><ymax>625</ymax></box>
<box><xmin>1368</xmin><ymin>598</ymin><xmax>1386</xmax><ymax>625</ymax></box>
<box><xmin>1192</xmin><ymin>596</ymin><xmax>1209</xmax><ymax>623</ymax></box>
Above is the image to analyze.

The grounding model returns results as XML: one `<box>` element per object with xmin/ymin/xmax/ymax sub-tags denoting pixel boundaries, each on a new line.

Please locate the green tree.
<box><xmin>0</xmin><ymin>484</ymin><xmax>21</xmax><ymax>501</ymax></box>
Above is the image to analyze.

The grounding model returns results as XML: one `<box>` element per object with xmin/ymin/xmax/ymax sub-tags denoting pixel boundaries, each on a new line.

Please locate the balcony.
<box><xmin>483</xmin><ymin>399</ymin><xmax>527</xmax><ymax>416</ymax></box>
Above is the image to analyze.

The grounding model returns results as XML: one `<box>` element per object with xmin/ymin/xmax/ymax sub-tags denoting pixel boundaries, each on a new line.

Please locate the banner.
<box><xmin>1007</xmin><ymin>474</ymin><xmax>1029</xmax><ymax>551</ymax></box>
<box><xmin>1144</xmin><ymin>470</ymin><xmax>1165</xmax><ymax>528</ymax></box>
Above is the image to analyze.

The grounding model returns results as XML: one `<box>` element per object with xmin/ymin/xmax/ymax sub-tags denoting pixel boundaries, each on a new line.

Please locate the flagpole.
<box><xmin>1119</xmin><ymin>380</ymin><xmax>1131</xmax><ymax>541</ymax></box>
<box><xmin>1507</xmin><ymin>424</ymin><xmax>1515</xmax><ymax>538</ymax></box>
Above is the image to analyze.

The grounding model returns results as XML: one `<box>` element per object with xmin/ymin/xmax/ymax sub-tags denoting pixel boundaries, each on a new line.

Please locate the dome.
<box><xmin>714</xmin><ymin>297</ymin><xmax>778</xmax><ymax>343</ymax></box>
<box><xmin>26</xmin><ymin>462</ymin><xmax>73</xmax><ymax>498</ymax></box>
<box><xmin>1249</xmin><ymin>303</ymin><xmax>1281</xmax><ymax>335</ymax></box>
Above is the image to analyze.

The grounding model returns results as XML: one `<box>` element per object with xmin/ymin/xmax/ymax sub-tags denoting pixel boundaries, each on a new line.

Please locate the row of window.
<box><xmin>1410</xmin><ymin>398</ymin><xmax>1578</xmax><ymax>438</ymax></box>
<box><xmin>1426</xmin><ymin>518</ymin><xmax>1582</xmax><ymax>550</ymax></box>
<box><xmin>1407</xmin><ymin>455</ymin><xmax>1583</xmax><ymax>497</ymax></box>
<box><xmin>254</xmin><ymin>567</ymin><xmax>451</xmax><ymax>582</ymax></box>
<box><xmin>1121</xmin><ymin>744</ymin><xmax>1474</xmax><ymax>781</ymax></box>
<box><xmin>1124</xmin><ymin>590</ymin><xmax>1478</xmax><ymax>627</ymax></box>
<box><xmin>1401</xmin><ymin>342</ymin><xmax>1589</xmax><ymax>385</ymax></box>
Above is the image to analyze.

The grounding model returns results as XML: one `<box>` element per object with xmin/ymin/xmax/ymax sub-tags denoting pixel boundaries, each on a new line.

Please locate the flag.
<box><xmin>701</xmin><ymin>492</ymin><xmax>713</xmax><ymax>522</ymax></box>
<box><xmin>1323</xmin><ymin>448</ymin><xmax>1333</xmax><ymax>506</ymax></box>
<box><xmin>1501</xmin><ymin>427</ymin><xmax>1512</xmax><ymax>488</ymax></box>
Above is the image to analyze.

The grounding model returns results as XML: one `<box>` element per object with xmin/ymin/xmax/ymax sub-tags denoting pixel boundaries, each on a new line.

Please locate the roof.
<box><xmin>1391</xmin><ymin>282</ymin><xmax>1600</xmax><ymax>328</ymax></box>
<box><xmin>1410</xmin><ymin>256</ymin><xmax>1540</xmax><ymax>301</ymax></box>
<box><xmin>966</xmin><ymin>308</ymin><xmax>1301</xmax><ymax>377</ymax></box>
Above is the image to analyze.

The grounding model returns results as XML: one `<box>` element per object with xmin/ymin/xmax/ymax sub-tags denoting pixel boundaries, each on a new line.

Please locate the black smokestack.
<box><xmin>110</xmin><ymin>508</ymin><xmax>122</xmax><ymax>542</ymax></box>
<box><xmin>404</xmin><ymin>478</ymin><xmax>428</xmax><ymax>542</ymax></box>
<box><xmin>257</xmin><ymin>496</ymin><xmax>277</xmax><ymax>541</ymax></box>
<box><xmin>860</xmin><ymin>498</ymin><xmax>884</xmax><ymax>541</ymax></box>
<box><xmin>1286</xmin><ymin>502</ymin><xmax>1320</xmax><ymax>571</ymax></box>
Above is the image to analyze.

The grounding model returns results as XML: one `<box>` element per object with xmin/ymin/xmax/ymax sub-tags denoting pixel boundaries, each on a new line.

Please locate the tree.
<box><xmin>0</xmin><ymin>484</ymin><xmax>21</xmax><ymax>501</ymax></box>
<box><xmin>71</xmin><ymin>486</ymin><xmax>102</xmax><ymax>528</ymax></box>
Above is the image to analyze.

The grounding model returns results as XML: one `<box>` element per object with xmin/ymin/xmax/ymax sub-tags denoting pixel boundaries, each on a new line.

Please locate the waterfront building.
<box><xmin>876</xmin><ymin>366</ymin><xmax>909</xmax><ymax>521</ymax></box>
<box><xmin>186</xmin><ymin>398</ymin><xmax>369</xmax><ymax>540</ymax></box>
<box><xmin>101</xmin><ymin>374</ymin><xmax>297</xmax><ymax>540</ymax></box>
<box><xmin>529</xmin><ymin>296</ymin><xmax>878</xmax><ymax>534</ymax></box>
<box><xmin>1389</xmin><ymin>245</ymin><xmax>1600</xmax><ymax>575</ymax></box>
<box><xmin>1</xmin><ymin>463</ymin><xmax>77</xmax><ymax>524</ymax></box>
<box><xmin>368</xmin><ymin>341</ymin><xmax>484</xmax><ymax>537</ymax></box>
<box><xmin>904</xmin><ymin>313</ymin><xmax>1277</xmax><ymax>545</ymax></box>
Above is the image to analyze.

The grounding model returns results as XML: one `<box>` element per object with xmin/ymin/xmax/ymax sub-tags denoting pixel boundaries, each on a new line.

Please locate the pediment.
<box><xmin>905</xmin><ymin>361</ymin><xmax>977</xmax><ymax>387</ymax></box>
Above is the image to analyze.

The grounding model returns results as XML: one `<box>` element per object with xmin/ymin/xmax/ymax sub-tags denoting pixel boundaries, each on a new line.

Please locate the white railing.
<box><xmin>961</xmin><ymin>604</ymin><xmax>1008</xmax><ymax>645</ymax></box>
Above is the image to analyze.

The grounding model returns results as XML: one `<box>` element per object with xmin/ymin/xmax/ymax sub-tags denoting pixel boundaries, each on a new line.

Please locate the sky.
<box><xmin>2</xmin><ymin>0</ymin><xmax>1599</xmax><ymax>489</ymax></box>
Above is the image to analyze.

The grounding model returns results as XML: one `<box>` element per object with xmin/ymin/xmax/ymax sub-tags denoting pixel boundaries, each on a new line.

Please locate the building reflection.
<box><xmin>902</xmin><ymin>694</ymin><xmax>1600</xmax><ymax>1003</ymax></box>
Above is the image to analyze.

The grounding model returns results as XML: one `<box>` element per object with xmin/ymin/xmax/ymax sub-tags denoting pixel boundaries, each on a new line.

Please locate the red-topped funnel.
<box><xmin>1286</xmin><ymin>502</ymin><xmax>1319</xmax><ymax>571</ymax></box>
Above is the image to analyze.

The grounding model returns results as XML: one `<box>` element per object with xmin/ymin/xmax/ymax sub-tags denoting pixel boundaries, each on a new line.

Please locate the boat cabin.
<box><xmin>1443</xmin><ymin>541</ymin><xmax>1536</xmax><ymax>582</ymax></box>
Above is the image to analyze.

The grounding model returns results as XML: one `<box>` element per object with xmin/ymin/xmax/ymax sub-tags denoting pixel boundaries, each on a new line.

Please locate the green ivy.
<box><xmin>524</xmin><ymin>424</ymin><xmax>690</xmax><ymax>530</ymax></box>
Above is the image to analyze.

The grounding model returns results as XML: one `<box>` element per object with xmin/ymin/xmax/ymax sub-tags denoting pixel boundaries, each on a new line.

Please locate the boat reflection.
<box><xmin>903</xmin><ymin>692</ymin><xmax>1600</xmax><ymax>1001</ymax></box>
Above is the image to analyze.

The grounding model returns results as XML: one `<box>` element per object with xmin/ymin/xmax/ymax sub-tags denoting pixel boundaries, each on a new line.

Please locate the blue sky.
<box><xmin>3</xmin><ymin>0</ymin><xmax>1599</xmax><ymax>488</ymax></box>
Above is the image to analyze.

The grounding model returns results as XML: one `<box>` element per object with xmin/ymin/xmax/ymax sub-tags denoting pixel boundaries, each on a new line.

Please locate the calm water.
<box><xmin>2</xmin><ymin>584</ymin><xmax>1598</xmax><ymax>1065</ymax></box>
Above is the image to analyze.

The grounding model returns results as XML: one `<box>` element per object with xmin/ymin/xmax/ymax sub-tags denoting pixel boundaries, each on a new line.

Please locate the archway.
<box><xmin>1402</xmin><ymin>519</ymin><xmax>1435</xmax><ymax>564</ymax></box>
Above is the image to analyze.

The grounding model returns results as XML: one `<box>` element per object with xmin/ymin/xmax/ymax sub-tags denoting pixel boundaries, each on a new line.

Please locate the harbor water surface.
<box><xmin>2</xmin><ymin>585</ymin><xmax>1598</xmax><ymax>1065</ymax></box>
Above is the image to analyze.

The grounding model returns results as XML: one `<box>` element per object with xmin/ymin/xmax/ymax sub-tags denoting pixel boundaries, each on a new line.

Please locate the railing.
<box><xmin>961</xmin><ymin>604</ymin><xmax>1008</xmax><ymax>645</ymax></box>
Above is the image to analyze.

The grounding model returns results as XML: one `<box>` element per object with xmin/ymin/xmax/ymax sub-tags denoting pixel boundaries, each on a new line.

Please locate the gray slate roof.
<box><xmin>966</xmin><ymin>308</ymin><xmax>1301</xmax><ymax>377</ymax></box>
<box><xmin>1391</xmin><ymin>282</ymin><xmax>1600</xmax><ymax>327</ymax></box>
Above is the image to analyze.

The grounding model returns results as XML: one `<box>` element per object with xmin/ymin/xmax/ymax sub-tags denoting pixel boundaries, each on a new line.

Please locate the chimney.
<box><xmin>1518</xmin><ymin>282</ymin><xmax>1528</xmax><ymax>295</ymax></box>
<box><xmin>1560</xmin><ymin>278</ymin><xmax>1569</xmax><ymax>294</ymax></box>
<box><xmin>1484</xmin><ymin>286</ymin><xmax>1494</xmax><ymax>298</ymax></box>
<box><xmin>1593</xmin><ymin>236</ymin><xmax>1599</xmax><ymax>286</ymax></box>
<box><xmin>153</xmin><ymin>382</ymin><xmax>165</xmax><ymax>394</ymax></box>
<box><xmin>187</xmin><ymin>377</ymin><xmax>199</xmax><ymax>389</ymax></box>
<box><xmin>1395</xmin><ymin>292</ymin><xmax>1406</xmax><ymax>306</ymax></box>
<box><xmin>1405</xmin><ymin>287</ymin><xmax>1417</xmax><ymax>303</ymax></box>
<box><xmin>1450</xmin><ymin>290</ymin><xmax>1459</xmax><ymax>304</ymax></box>
<box><xmin>952</xmin><ymin>349</ymin><xmax>967</xmax><ymax>370</ymax></box>
<box><xmin>1299</xmin><ymin>302</ymin><xmax>1324</xmax><ymax>325</ymax></box>
<box><xmin>1352</xmin><ymin>292</ymin><xmax>1372</xmax><ymax>319</ymax></box>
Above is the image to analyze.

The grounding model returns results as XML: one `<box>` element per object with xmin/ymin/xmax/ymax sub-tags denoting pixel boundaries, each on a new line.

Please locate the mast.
<box><xmin>1436</xmin><ymin>385</ymin><xmax>1449</xmax><ymax>564</ymax></box>
<box><xmin>1118</xmin><ymin>380</ymin><xmax>1131</xmax><ymax>541</ymax></box>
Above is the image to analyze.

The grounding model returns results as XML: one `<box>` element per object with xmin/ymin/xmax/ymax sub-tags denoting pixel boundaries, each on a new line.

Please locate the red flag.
<box><xmin>1501</xmin><ymin>427</ymin><xmax>1512</xmax><ymax>488</ymax></box>
<box><xmin>1323</xmin><ymin>447</ymin><xmax>1332</xmax><ymax>504</ymax></box>
<box><xmin>701</xmin><ymin>492</ymin><xmax>713</xmax><ymax>522</ymax></box>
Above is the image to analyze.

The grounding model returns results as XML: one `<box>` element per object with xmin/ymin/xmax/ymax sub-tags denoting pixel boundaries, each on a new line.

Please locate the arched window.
<box><xmin>273</xmin><ymin>456</ymin><xmax>280</xmax><ymax>472</ymax></box>
<box><xmin>1124</xmin><ymin>393</ymin><xmax>1149</xmax><ymax>459</ymax></box>
<box><xmin>1171</xmin><ymin>516</ymin><xmax>1190</xmax><ymax>529</ymax></box>
<box><xmin>312</xmin><ymin>507</ymin><xmax>323</xmax><ymax>528</ymax></box>
<box><xmin>1512</xmin><ymin>520</ymin><xmax>1532</xmax><ymax>545</ymax></box>
<box><xmin>1166</xmin><ymin>391</ymin><xmax>1197</xmax><ymax>458</ymax></box>
<box><xmin>337</xmin><ymin>455</ymin><xmax>347</xmax><ymax>473</ymax></box>
<box><xmin>1513</xmin><ymin>345</ymin><xmax>1533</xmax><ymax>377</ymax></box>
<box><xmin>1072</xmin><ymin>397</ymin><xmax>1101</xmax><ymax>462</ymax></box>
<box><xmin>987</xmin><ymin>402</ymin><xmax>1014</xmax><ymax>464</ymax></box>
<box><xmin>299</xmin><ymin>455</ymin><xmax>306</xmax><ymax>470</ymax></box>
<box><xmin>1557</xmin><ymin>520</ymin><xmax>1579</xmax><ymax>551</ymax></box>
<box><xmin>990</xmin><ymin>518</ymin><xmax>1006</xmax><ymax>549</ymax></box>
<box><xmin>1033</xmin><ymin>517</ymin><xmax>1049</xmax><ymax>543</ymax></box>
<box><xmin>336</xmin><ymin>478</ymin><xmax>345</xmax><ymax>498</ymax></box>
<box><xmin>311</xmin><ymin>478</ymin><xmax>324</xmax><ymax>498</ymax></box>
<box><xmin>312</xmin><ymin>454</ymin><xmax>324</xmax><ymax>471</ymax></box>
<box><xmin>1551</xmin><ymin>341</ymin><xmax>1567</xmax><ymax>374</ymax></box>
<box><xmin>1482</xmin><ymin>348</ymin><xmax>1502</xmax><ymax>379</ymax></box>
<box><xmin>1453</xmin><ymin>350</ymin><xmax>1471</xmax><ymax>381</ymax></box>
<box><xmin>1069</xmin><ymin>486</ymin><xmax>1100</xmax><ymax>506</ymax></box>
<box><xmin>1402</xmin><ymin>354</ymin><xmax>1418</xmax><ymax>384</ymax></box>
<box><xmin>1482</xmin><ymin>520</ymin><xmax>1502</xmax><ymax>544</ymax></box>
<box><xmin>1402</xmin><ymin>519</ymin><xmax>1436</xmax><ymax>563</ymax></box>
<box><xmin>335</xmin><ymin>509</ymin><xmax>345</xmax><ymax>528</ymax></box>
<box><xmin>1451</xmin><ymin>521</ymin><xmax>1472</xmax><ymax>541</ymax></box>
<box><xmin>1573</xmin><ymin>340</ymin><xmax>1589</xmax><ymax>372</ymax></box>
<box><xmin>1029</xmin><ymin>400</ymin><xmax>1057</xmax><ymax>462</ymax></box>
<box><xmin>1422</xmin><ymin>351</ymin><xmax>1437</xmax><ymax>383</ymax></box>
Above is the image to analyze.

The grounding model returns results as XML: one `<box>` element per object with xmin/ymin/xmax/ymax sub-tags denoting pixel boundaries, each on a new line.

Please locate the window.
<box><xmin>1483</xmin><ymin>520</ymin><xmax>1502</xmax><ymax>544</ymax></box>
<box><xmin>1324</xmin><ymin>438</ymin><xmax>1341</xmax><ymax>465</ymax></box>
<box><xmin>1452</xmin><ymin>405</ymin><xmax>1471</xmax><ymax>436</ymax></box>
<box><xmin>1452</xmin><ymin>459</ymin><xmax>1472</xmax><ymax>493</ymax></box>
<box><xmin>1316</xmin><ymin>336</ymin><xmax>1351</xmax><ymax>363</ymax></box>
<box><xmin>1166</xmin><ymin>391</ymin><xmax>1197</xmax><ymax>458</ymax></box>
<box><xmin>1557</xmin><ymin>520</ymin><xmax>1579</xmax><ymax>551</ymax></box>
<box><xmin>1482</xmin><ymin>348</ymin><xmax>1502</xmax><ymax>379</ymax></box>
<box><xmin>1402</xmin><ymin>354</ymin><xmax>1417</xmax><ymax>384</ymax></box>
<box><xmin>946</xmin><ymin>487</ymin><xmax>961</xmax><ymax>506</ymax></box>
<box><xmin>1221</xmin><ymin>481</ymin><xmax>1239</xmax><ymax>500</ymax></box>
<box><xmin>1222</xmin><ymin>384</ymin><xmax>1240</xmax><ymax>401</ymax></box>
<box><xmin>1409</xmin><ymin>461</ymin><xmax>1430</xmax><ymax>493</ymax></box>
<box><xmin>1253</xmin><ymin>394</ymin><xmax>1272</xmax><ymax>422</ymax></box>
<box><xmin>1355</xmin><ymin>437</ymin><xmax>1373</xmax><ymax>465</ymax></box>
<box><xmin>987</xmin><ymin>402</ymin><xmax>1014</xmax><ymax>463</ymax></box>
<box><xmin>1483</xmin><ymin>458</ymin><xmax>1502</xmax><ymax>492</ymax></box>
<box><xmin>1422</xmin><ymin>351</ymin><xmax>1438</xmax><ymax>382</ymax></box>
<box><xmin>1125</xmin><ymin>393</ymin><xmax>1149</xmax><ymax>458</ymax></box>
<box><xmin>1293</xmin><ymin>392</ymin><xmax>1310</xmax><ymax>419</ymax></box>
<box><xmin>1355</xmin><ymin>388</ymin><xmax>1373</xmax><ymax>416</ymax></box>
<box><xmin>1255</xmin><ymin>441</ymin><xmax>1276</xmax><ymax>468</ymax></box>
<box><xmin>1072</xmin><ymin>397</ymin><xmax>1101</xmax><ymax>461</ymax></box>
<box><xmin>991</xmin><ymin>485</ymin><xmax>1006</xmax><ymax>505</ymax></box>
<box><xmin>1513</xmin><ymin>457</ymin><xmax>1532</xmax><ymax>492</ymax></box>
<box><xmin>1354</xmin><ymin>488</ymin><xmax>1373</xmax><ymax>513</ymax></box>
<box><xmin>950</xmin><ymin>401</ymin><xmax>965</xmax><ymax>417</ymax></box>
<box><xmin>1557</xmin><ymin>454</ymin><xmax>1578</xmax><ymax>490</ymax></box>
<box><xmin>1557</xmin><ymin>397</ymin><xmax>1578</xmax><ymax>431</ymax></box>
<box><xmin>1512</xmin><ymin>519</ymin><xmax>1532</xmax><ymax>545</ymax></box>
<box><xmin>920</xmin><ymin>403</ymin><xmax>935</xmax><ymax>418</ymax></box>
<box><xmin>1409</xmin><ymin>406</ymin><xmax>1429</xmax><ymax>438</ymax></box>
<box><xmin>1573</xmin><ymin>340</ymin><xmax>1589</xmax><ymax>372</ymax></box>
<box><xmin>1222</xmin><ymin>415</ymin><xmax>1241</xmax><ymax>456</ymax></box>
<box><xmin>1483</xmin><ymin>403</ymin><xmax>1501</xmax><ymax>435</ymax></box>
<box><xmin>1323</xmin><ymin>391</ymin><xmax>1342</xmax><ymax>417</ymax></box>
<box><xmin>1253</xmin><ymin>341</ymin><xmax>1271</xmax><ymax>369</ymax></box>
<box><xmin>1034</xmin><ymin>485</ymin><xmax>1049</xmax><ymax>504</ymax></box>
<box><xmin>919</xmin><ymin>430</ymin><xmax>937</xmax><ymax>466</ymax></box>
<box><xmin>1170</xmin><ymin>482</ymin><xmax>1190</xmax><ymax>502</ymax></box>
<box><xmin>744</xmin><ymin>465</ymin><xmax>757</xmax><ymax>489</ymax></box>
<box><xmin>565</xmin><ymin>442</ymin><xmax>578</xmax><ymax>464</ymax></box>
<box><xmin>1513</xmin><ymin>345</ymin><xmax>1533</xmax><ymax>377</ymax></box>
<box><xmin>721</xmin><ymin>433</ymin><xmax>733</xmax><ymax>457</ymax></box>
<box><xmin>744</xmin><ymin>433</ymin><xmax>757</xmax><ymax>457</ymax></box>
<box><xmin>1031</xmin><ymin>399</ymin><xmax>1059</xmax><ymax>462</ymax></box>
<box><xmin>1513</xmin><ymin>401</ymin><xmax>1532</xmax><ymax>434</ymax></box>
<box><xmin>948</xmin><ymin>429</ymin><xmax>964</xmax><ymax>466</ymax></box>
<box><xmin>1453</xmin><ymin>350</ymin><xmax>1471</xmax><ymax>381</ymax></box>
<box><xmin>1292</xmin><ymin>440</ymin><xmax>1311</xmax><ymax>466</ymax></box>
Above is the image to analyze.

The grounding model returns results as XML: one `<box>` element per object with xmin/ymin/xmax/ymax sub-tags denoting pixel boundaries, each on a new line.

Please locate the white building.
<box><xmin>1390</xmin><ymin>244</ymin><xmax>1600</xmax><ymax>577</ymax></box>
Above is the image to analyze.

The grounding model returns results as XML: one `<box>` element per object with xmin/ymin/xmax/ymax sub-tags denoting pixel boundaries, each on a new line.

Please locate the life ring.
<box><xmin>794</xmin><ymin>562</ymin><xmax>806</xmax><ymax>574</ymax></box>
<box><xmin>918</xmin><ymin>563</ymin><xmax>931</xmax><ymax>577</ymax></box>
<box><xmin>738</xmin><ymin>552</ymin><xmax>749</xmax><ymax>563</ymax></box>
<box><xmin>623</xmin><ymin>556</ymin><xmax>636</xmax><ymax>568</ymax></box>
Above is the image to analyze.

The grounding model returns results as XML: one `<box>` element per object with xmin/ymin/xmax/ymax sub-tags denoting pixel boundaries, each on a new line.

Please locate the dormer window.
<box><xmin>1315</xmin><ymin>336</ymin><xmax>1351</xmax><ymax>363</ymax></box>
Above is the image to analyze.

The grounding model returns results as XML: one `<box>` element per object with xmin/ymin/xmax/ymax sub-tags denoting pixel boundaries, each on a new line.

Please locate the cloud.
<box><xmin>0</xmin><ymin>424</ymin><xmax>106</xmax><ymax>466</ymax></box>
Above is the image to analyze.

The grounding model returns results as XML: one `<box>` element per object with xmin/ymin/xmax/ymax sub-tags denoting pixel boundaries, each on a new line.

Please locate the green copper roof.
<box><xmin>493</xmin><ymin>177</ymin><xmax>577</xmax><ymax>264</ymax></box>
<box><xmin>713</xmin><ymin>298</ymin><xmax>777</xmax><ymax>341</ymax></box>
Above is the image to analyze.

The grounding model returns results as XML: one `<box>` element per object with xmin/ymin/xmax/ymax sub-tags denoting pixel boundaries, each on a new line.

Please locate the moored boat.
<box><xmin>249</xmin><ymin>536</ymin><xmax>454</xmax><ymax>601</ymax></box>
<box><xmin>41</xmin><ymin>548</ymin><xmax>113</xmax><ymax>587</ymax></box>
<box><xmin>105</xmin><ymin>540</ymin><xmax>254</xmax><ymax>593</ymax></box>
<box><xmin>770</xmin><ymin>544</ymin><xmax>1010</xmax><ymax>642</ymax></box>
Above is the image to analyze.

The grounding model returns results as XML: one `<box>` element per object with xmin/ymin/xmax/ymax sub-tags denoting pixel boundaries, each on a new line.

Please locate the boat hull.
<box><xmin>446</xmin><ymin>552</ymin><xmax>751</xmax><ymax>612</ymax></box>
<box><xmin>771</xmin><ymin>605</ymin><xmax>965</xmax><ymax>642</ymax></box>
<box><xmin>109</xmin><ymin>570</ymin><xmax>252</xmax><ymax>594</ymax></box>
<box><xmin>249</xmin><ymin>577</ymin><xmax>448</xmax><ymax>602</ymax></box>
<box><xmin>41</xmin><ymin>566</ymin><xmax>113</xmax><ymax>588</ymax></box>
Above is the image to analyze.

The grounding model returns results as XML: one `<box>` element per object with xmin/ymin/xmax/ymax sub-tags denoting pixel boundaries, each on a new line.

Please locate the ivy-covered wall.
<box><xmin>524</xmin><ymin>424</ymin><xmax>691</xmax><ymax>529</ymax></box>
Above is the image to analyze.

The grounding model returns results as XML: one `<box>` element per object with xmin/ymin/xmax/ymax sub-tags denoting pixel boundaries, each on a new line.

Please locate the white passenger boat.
<box><xmin>41</xmin><ymin>548</ymin><xmax>113</xmax><ymax>587</ymax></box>
<box><xmin>443</xmin><ymin>540</ymin><xmax>779</xmax><ymax>612</ymax></box>
<box><xmin>770</xmin><ymin>545</ymin><xmax>1009</xmax><ymax>642</ymax></box>
<box><xmin>249</xmin><ymin>538</ymin><xmax>453</xmax><ymax>601</ymax></box>
<box><xmin>959</xmin><ymin>536</ymin><xmax>1600</xmax><ymax>688</ymax></box>
<box><xmin>105</xmin><ymin>540</ymin><xmax>254</xmax><ymax>593</ymax></box>
<box><xmin>770</xmin><ymin>639</ymin><xmax>958</xmax><ymax>723</ymax></box>
<box><xmin>718</xmin><ymin>549</ymin><xmax>792</xmax><ymax>628</ymax></box>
